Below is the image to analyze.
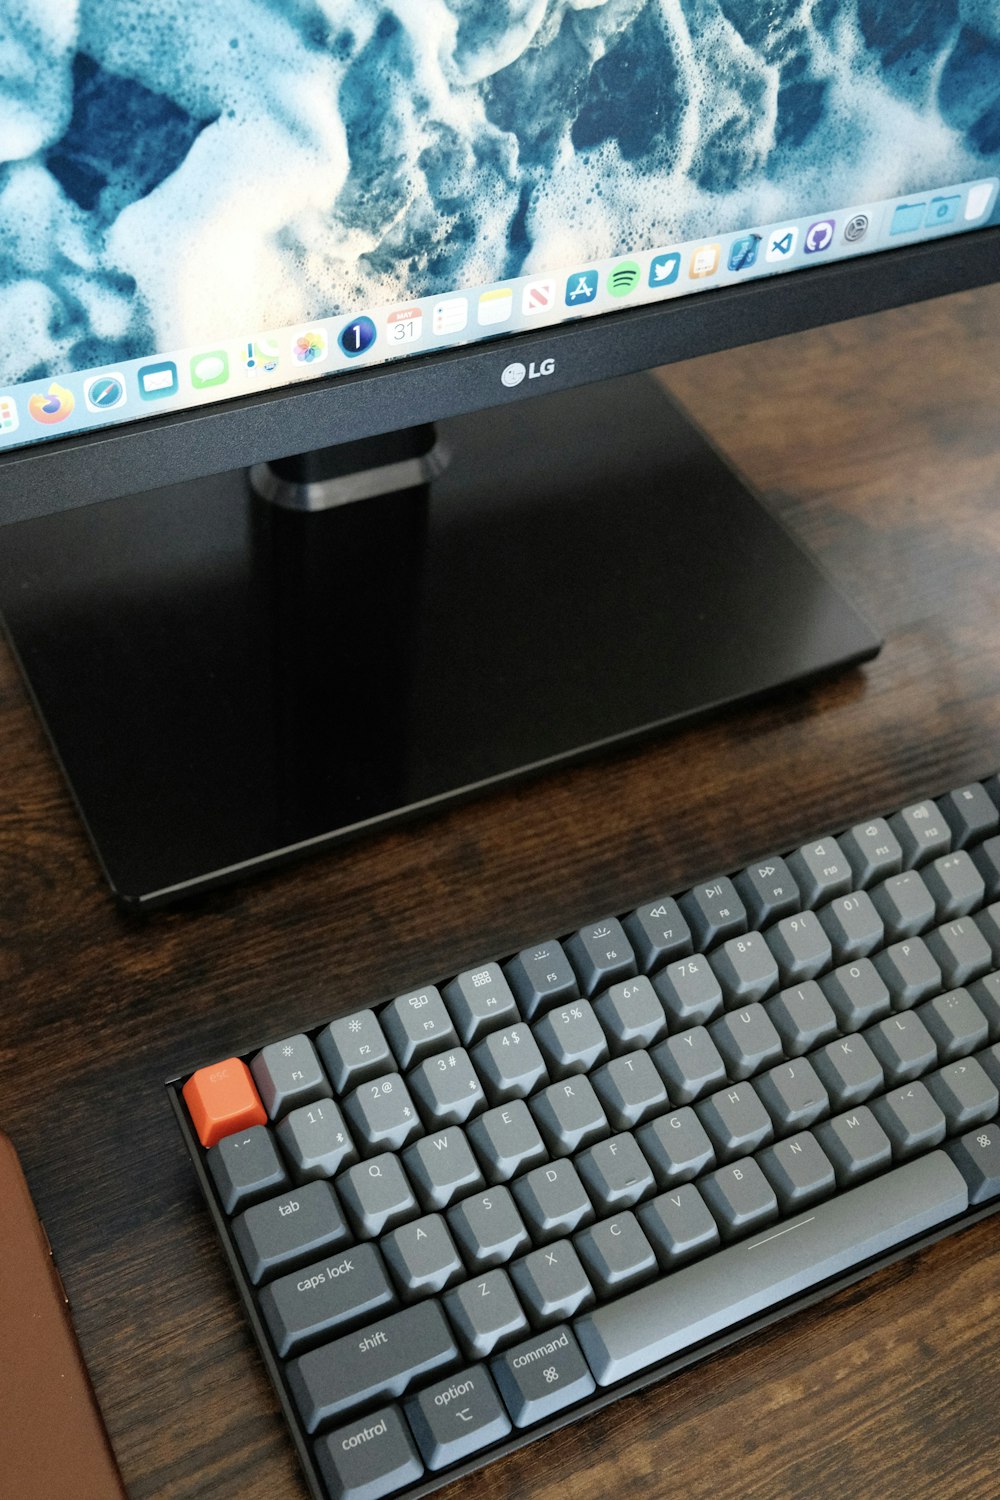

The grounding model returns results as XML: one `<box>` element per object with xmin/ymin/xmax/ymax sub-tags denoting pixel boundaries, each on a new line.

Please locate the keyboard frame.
<box><xmin>167</xmin><ymin>790</ymin><xmax>1000</xmax><ymax>1500</ymax></box>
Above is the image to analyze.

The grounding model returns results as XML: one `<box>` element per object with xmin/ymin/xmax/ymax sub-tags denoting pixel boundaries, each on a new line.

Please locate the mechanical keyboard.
<box><xmin>170</xmin><ymin>775</ymin><xmax>1000</xmax><ymax>1500</ymax></box>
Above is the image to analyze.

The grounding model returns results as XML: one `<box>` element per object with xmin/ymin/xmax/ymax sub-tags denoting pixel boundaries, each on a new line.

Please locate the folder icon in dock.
<box><xmin>891</xmin><ymin>201</ymin><xmax>926</xmax><ymax>234</ymax></box>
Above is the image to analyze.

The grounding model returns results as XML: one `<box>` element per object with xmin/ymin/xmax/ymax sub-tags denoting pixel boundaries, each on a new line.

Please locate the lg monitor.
<box><xmin>0</xmin><ymin>3</ymin><xmax>997</xmax><ymax>907</ymax></box>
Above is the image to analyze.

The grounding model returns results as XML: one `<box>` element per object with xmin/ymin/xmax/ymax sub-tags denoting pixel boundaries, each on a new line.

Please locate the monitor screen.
<box><xmin>2</xmin><ymin>2</ymin><xmax>998</xmax><ymax>455</ymax></box>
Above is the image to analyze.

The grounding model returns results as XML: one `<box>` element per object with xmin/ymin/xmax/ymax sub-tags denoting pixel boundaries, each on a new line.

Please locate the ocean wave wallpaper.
<box><xmin>1</xmin><ymin>0</ymin><xmax>998</xmax><ymax>385</ymax></box>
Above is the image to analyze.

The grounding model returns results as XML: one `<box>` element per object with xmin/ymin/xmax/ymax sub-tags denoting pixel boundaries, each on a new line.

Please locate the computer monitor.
<box><xmin>0</xmin><ymin>5</ymin><xmax>997</xmax><ymax>907</ymax></box>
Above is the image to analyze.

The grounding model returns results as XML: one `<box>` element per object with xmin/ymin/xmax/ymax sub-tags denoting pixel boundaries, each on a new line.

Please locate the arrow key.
<box><xmin>405</xmin><ymin>1364</ymin><xmax>512</xmax><ymax>1471</ymax></box>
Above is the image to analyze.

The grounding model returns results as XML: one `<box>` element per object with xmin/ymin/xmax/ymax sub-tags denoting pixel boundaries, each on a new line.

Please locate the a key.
<box><xmin>258</xmin><ymin>1241</ymin><xmax>397</xmax><ymax>1357</ymax></box>
<box><xmin>787</xmin><ymin>836</ymin><xmax>852</xmax><ymax>906</ymax></box>
<box><xmin>287</xmin><ymin>1300</ymin><xmax>459</xmax><ymax>1432</ymax></box>
<box><xmin>815</xmin><ymin>1106</ymin><xmax>892</xmax><ymax>1185</ymax></box>
<box><xmin>971</xmin><ymin>836</ymin><xmax>1000</xmax><ymax>902</ymax></box>
<box><xmin>591</xmin><ymin>1050</ymin><xmax>669</xmax><ymax>1130</ymax></box>
<box><xmin>466</xmin><ymin>1101</ymin><xmax>548</xmax><ymax>1183</ymax></box>
<box><xmin>696</xmin><ymin>1083</ymin><xmax>774</xmax><ymax>1161</ymax></box>
<box><xmin>925</xmin><ymin>917</ymin><xmax>993</xmax><ymax>987</ymax></box>
<box><xmin>651</xmin><ymin>1026</ymin><xmax>727</xmax><ymax>1103</ymax></box>
<box><xmin>979</xmin><ymin>1042</ymin><xmax>1000</xmax><ymax>1088</ymax></box>
<box><xmin>764</xmin><ymin>981</ymin><xmax>839</xmax><ymax>1055</ymax></box>
<box><xmin>734</xmin><ymin>856</ymin><xmax>801</xmax><ymax>927</ymax></box>
<box><xmin>343</xmin><ymin>1073</ymin><xmax>422</xmax><ymax>1155</ymax></box>
<box><xmin>870</xmin><ymin>1082</ymin><xmax>947</xmax><ymax>1158</ymax></box>
<box><xmin>679</xmin><ymin>877</ymin><xmax>748</xmax><ymax>949</ymax></box>
<box><xmin>970</xmin><ymin>972</ymin><xmax>1000</xmax><ymax>1040</ymax></box>
<box><xmin>820</xmin><ymin>959</ymin><xmax>892</xmax><ymax>1031</ymax></box>
<box><xmin>593</xmin><ymin>976</ymin><xmax>667</xmax><ymax>1054</ymax></box>
<box><xmin>940</xmin><ymin>782</ymin><xmax>999</xmax><ymax>848</ymax></box>
<box><xmin>316</xmin><ymin>1010</ymin><xmax>393</xmax><ymax>1094</ymax></box>
<box><xmin>864</xmin><ymin>1011</ymin><xmax>938</xmax><ymax>1085</ymax></box>
<box><xmin>574</xmin><ymin>1212</ymin><xmax>658</xmax><ymax>1296</ymax></box>
<box><xmin>183</xmin><ymin>1057</ymin><xmax>267</xmax><ymax>1149</ymax></box>
<box><xmin>511</xmin><ymin>1240</ymin><xmax>596</xmax><ymax>1324</ymax></box>
<box><xmin>504</xmin><ymin>941</ymin><xmax>579</xmax><ymax>1020</ymax></box>
<box><xmin>448</xmin><ymin>1187</ymin><xmax>531</xmax><ymax>1270</ymax></box>
<box><xmin>472</xmin><ymin>1023</ymin><xmax>548</xmax><ymax>1101</ymax></box>
<box><xmin>443</xmin><ymin>1270</ymin><xmax>529</xmax><ymax>1359</ymax></box>
<box><xmin>575</xmin><ymin>1133</ymin><xmax>655</xmax><ymax>1213</ymax></box>
<box><xmin>207</xmin><ymin>1124</ymin><xmax>288</xmax><ymax>1213</ymax></box>
<box><xmin>709</xmin><ymin>931</ymin><xmax>780</xmax><ymax>1006</ymax></box>
<box><xmin>636</xmin><ymin>1108</ymin><xmax>716</xmax><ymax>1187</ymax></box>
<box><xmin>408</xmin><ymin>1048</ymin><xmax>487</xmax><ymax>1127</ymax></box>
<box><xmin>383</xmin><ymin>987</ymin><xmax>459</xmax><ymax>1068</ymax></box>
<box><xmin>653</xmin><ymin>953</ymin><xmax>724</xmax><ymax>1027</ymax></box>
<box><xmin>491</xmin><ymin>1326</ymin><xmax>595</xmax><ymax>1427</ymax></box>
<box><xmin>250</xmin><ymin>1034</ymin><xmax>328</xmax><ymax>1118</ymax></box>
<box><xmin>889</xmin><ymin>800</ymin><xmax>952</xmax><ymax>866</ymax></box>
<box><xmin>756</xmin><ymin>1130</ymin><xmax>836</xmax><ymax>1210</ymax></box>
<box><xmin>817</xmin><ymin>890</ymin><xmax>884</xmax><ymax>961</ymax></box>
<box><xmin>636</xmin><ymin>1184</ymin><xmax>720</xmax><ymax>1265</ymax></box>
<box><xmin>381</xmin><ymin>1213</ymin><xmax>466</xmax><ymax>1297</ymax></box>
<box><xmin>575</xmin><ymin>1154</ymin><xmax>968</xmax><ymax>1385</ymax></box>
<box><xmin>754</xmin><ymin>1058</ymin><xmax>829</xmax><ymax>1133</ymax></box>
<box><xmin>443</xmin><ymin>964</ymin><xmax>520</xmax><ymax>1044</ymax></box>
<box><xmin>947</xmin><ymin>1120</ymin><xmax>1000</xmax><ymax>1204</ymax></box>
<box><xmin>232</xmin><ymin>1179</ymin><xmax>351</xmax><ymax>1285</ymax></box>
<box><xmin>534</xmin><ymin>999</ymin><xmax>609</xmax><ymax>1077</ymax></box>
<box><xmin>511</xmin><ymin>1160</ymin><xmax>595</xmax><ymax>1243</ymax></box>
<box><xmin>767</xmin><ymin>911</ymin><xmax>832</xmax><ymax>983</ymax></box>
<box><xmin>811</xmin><ymin>1034</ymin><xmax>884</xmax><ymax>1108</ymax></box>
<box><xmin>918</xmin><ymin>988</ymin><xmax>989</xmax><ymax>1060</ymax></box>
<box><xmin>275</xmin><ymin>1098</ymin><xmax>358</xmax><ymax>1182</ymax></box>
<box><xmin>839</xmin><ymin>819</ymin><xmax>903</xmax><ymax>888</ymax></box>
<box><xmin>565</xmin><ymin>917</ymin><xmax>637</xmax><ymax>995</ymax></box>
<box><xmin>623</xmin><ymin>897</ymin><xmax>692</xmax><ymax>970</ymax></box>
<box><xmin>873</xmin><ymin>937</ymin><xmax>942</xmax><ymax>1008</ymax></box>
<box><xmin>709</xmin><ymin>1003</ymin><xmax>784</xmax><ymax>1079</ymax></box>
<box><xmin>979</xmin><ymin>902</ymin><xmax>1000</xmax><ymax>964</ymax></box>
<box><xmin>925</xmin><ymin>1058</ymin><xmax>999</xmax><ymax>1131</ymax></box>
<box><xmin>315</xmin><ymin>1405</ymin><xmax>423</xmax><ymax>1500</ymax></box>
<box><xmin>870</xmin><ymin>869</ymin><xmax>937</xmax><ymax>942</ymax></box>
<box><xmin>406</xmin><ymin>1364</ymin><xmax>512</xmax><ymax>1471</ymax></box>
<box><xmin>402</xmin><ymin>1127</ymin><xmax>485</xmax><ymax>1211</ymax></box>
<box><xmin>698</xmin><ymin>1157</ymin><xmax>778</xmax><ymax>1239</ymax></box>
<box><xmin>530</xmin><ymin>1077</ymin><xmax>609</xmax><ymax>1157</ymax></box>
<box><xmin>337</xmin><ymin>1154</ymin><xmax>419</xmax><ymax>1239</ymax></box>
<box><xmin>923</xmin><ymin>851</ymin><xmax>986</xmax><ymax>920</ymax></box>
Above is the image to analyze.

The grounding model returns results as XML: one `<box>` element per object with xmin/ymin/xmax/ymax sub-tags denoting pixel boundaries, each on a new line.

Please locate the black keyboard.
<box><xmin>169</xmin><ymin>776</ymin><xmax>1000</xmax><ymax>1500</ymax></box>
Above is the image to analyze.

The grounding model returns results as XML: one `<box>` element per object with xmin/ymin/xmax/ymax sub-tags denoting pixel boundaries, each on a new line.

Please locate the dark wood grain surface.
<box><xmin>1</xmin><ymin>284</ymin><xmax>998</xmax><ymax>1500</ymax></box>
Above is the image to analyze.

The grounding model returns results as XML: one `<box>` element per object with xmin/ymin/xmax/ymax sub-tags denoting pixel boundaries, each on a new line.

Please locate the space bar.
<box><xmin>574</xmin><ymin>1152</ymin><xmax>968</xmax><ymax>1386</ymax></box>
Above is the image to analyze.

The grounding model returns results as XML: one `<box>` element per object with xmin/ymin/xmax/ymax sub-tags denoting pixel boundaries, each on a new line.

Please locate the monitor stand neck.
<box><xmin>250</xmin><ymin>424</ymin><xmax>449</xmax><ymax>511</ymax></box>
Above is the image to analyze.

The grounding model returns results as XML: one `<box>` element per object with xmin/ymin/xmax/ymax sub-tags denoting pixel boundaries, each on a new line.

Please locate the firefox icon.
<box><xmin>29</xmin><ymin>382</ymin><xmax>75</xmax><ymax>424</ymax></box>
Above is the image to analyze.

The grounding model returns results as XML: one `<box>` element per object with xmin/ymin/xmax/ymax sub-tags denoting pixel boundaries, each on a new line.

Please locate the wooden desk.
<box><xmin>1</xmin><ymin>284</ymin><xmax>998</xmax><ymax>1500</ymax></box>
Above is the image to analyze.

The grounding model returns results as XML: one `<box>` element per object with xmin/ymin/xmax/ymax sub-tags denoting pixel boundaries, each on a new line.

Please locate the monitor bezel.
<box><xmin>1</xmin><ymin>224</ymin><xmax>997</xmax><ymax>524</ymax></box>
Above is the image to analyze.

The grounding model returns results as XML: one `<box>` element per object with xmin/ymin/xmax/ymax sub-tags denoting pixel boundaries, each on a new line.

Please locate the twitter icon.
<box><xmin>649</xmin><ymin>251</ymin><xmax>681</xmax><ymax>288</ymax></box>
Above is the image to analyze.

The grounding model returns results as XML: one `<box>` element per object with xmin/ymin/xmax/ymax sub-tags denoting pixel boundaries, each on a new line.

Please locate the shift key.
<box><xmin>287</xmin><ymin>1301</ymin><xmax>459</xmax><ymax>1433</ymax></box>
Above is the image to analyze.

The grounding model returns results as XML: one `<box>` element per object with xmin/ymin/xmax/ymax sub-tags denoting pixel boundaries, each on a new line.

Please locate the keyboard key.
<box><xmin>651</xmin><ymin>1026</ymin><xmax>727</xmax><ymax>1104</ymax></box>
<box><xmin>734</xmin><ymin>856</ymin><xmax>801</xmax><ymax>927</ymax></box>
<box><xmin>653</xmin><ymin>953</ymin><xmax>724</xmax><ymax>1027</ymax></box>
<box><xmin>403</xmin><ymin>1127</ymin><xmax>485</xmax><ymax>1211</ymax></box>
<box><xmin>472</xmin><ymin>1024</ymin><xmax>548</xmax><ymax>1102</ymax></box>
<box><xmin>251</xmin><ymin>1035</ymin><xmax>328</xmax><ymax>1119</ymax></box>
<box><xmin>947</xmin><ymin>1120</ymin><xmax>1000</xmax><ymax>1204</ymax></box>
<box><xmin>574</xmin><ymin>1154</ymin><xmax>968</xmax><ymax>1385</ymax></box>
<box><xmin>764</xmin><ymin>981</ymin><xmax>839</xmax><ymax>1055</ymax></box>
<box><xmin>443</xmin><ymin>964</ymin><xmax>520</xmax><ymax>1044</ymax></box>
<box><xmin>575</xmin><ymin>1133</ymin><xmax>655</xmax><ymax>1213</ymax></box>
<box><xmin>820</xmin><ymin>958</ymin><xmax>892</xmax><ymax>1031</ymax></box>
<box><xmin>381</xmin><ymin>1214</ymin><xmax>465</xmax><ymax>1297</ymax></box>
<box><xmin>343</xmin><ymin>1074</ymin><xmax>422</xmax><ymax>1155</ymax></box>
<box><xmin>491</xmin><ymin>1326</ymin><xmax>595</xmax><ymax>1427</ymax></box>
<box><xmin>512</xmin><ymin>1160</ymin><xmax>595</xmax><ymax>1243</ymax></box>
<box><xmin>622</xmin><ymin>897</ymin><xmax>692</xmax><ymax>970</ymax></box>
<box><xmin>923</xmin><ymin>851</ymin><xmax>986</xmax><ymax>921</ymax></box>
<box><xmin>406</xmin><ymin>1365</ymin><xmax>512</xmax><ymax>1471</ymax></box>
<box><xmin>969</xmin><ymin>972</ymin><xmax>1000</xmax><ymax>1041</ymax></box>
<box><xmin>466</xmin><ymin>1101</ymin><xmax>547</xmax><ymax>1184</ymax></box>
<box><xmin>817</xmin><ymin>890</ymin><xmax>884</xmax><ymax>961</ymax></box>
<box><xmin>316</xmin><ymin>1010</ymin><xmax>393</xmax><ymax>1094</ymax></box>
<box><xmin>873</xmin><ymin>937</ymin><xmax>942</xmax><ymax>1009</ymax></box>
<box><xmin>183</xmin><ymin>1057</ymin><xmax>267</xmax><ymax>1149</ymax></box>
<box><xmin>504</xmin><ymin>941</ymin><xmax>578</xmax><ymax>1020</ymax></box>
<box><xmin>288</xmin><ymin>1300</ymin><xmax>459</xmax><ymax>1432</ymax></box>
<box><xmin>593</xmin><ymin>976</ymin><xmax>667</xmax><ymax>1054</ymax></box>
<box><xmin>679</xmin><ymin>877</ymin><xmax>748</xmax><ymax>949</ymax></box>
<box><xmin>870</xmin><ymin>869</ymin><xmax>937</xmax><ymax>942</ymax></box>
<box><xmin>591</xmin><ymin>1050</ymin><xmax>669</xmax><ymax>1130</ymax></box>
<box><xmin>698</xmin><ymin>1157</ymin><xmax>778</xmax><ymax>1239</ymax></box>
<box><xmin>815</xmin><ymin>1106</ymin><xmax>892</xmax><ymax>1184</ymax></box>
<box><xmin>709</xmin><ymin>1003</ymin><xmax>783</xmax><ymax>1079</ymax></box>
<box><xmin>636</xmin><ymin>1184</ymin><xmax>720</xmax><ymax>1265</ymax></box>
<box><xmin>864</xmin><ymin>1011</ymin><xmax>938</xmax><ymax>1085</ymax></box>
<box><xmin>636</xmin><ymin>1108</ymin><xmax>716</xmax><ymax>1188</ymax></box>
<box><xmin>530</xmin><ymin>1077</ymin><xmax>609</xmax><ymax>1157</ymax></box>
<box><xmin>207</xmin><ymin>1124</ymin><xmax>288</xmax><ymax>1213</ymax></box>
<box><xmin>565</xmin><ymin>918</ymin><xmax>637</xmax><ymax>996</ymax></box>
<box><xmin>696</xmin><ymin>1082</ymin><xmax>774</xmax><ymax>1161</ymax></box>
<box><xmin>890</xmin><ymin>800</ymin><xmax>952</xmax><ymax>866</ymax></box>
<box><xmin>383</xmin><ymin>988</ymin><xmax>459</xmax><ymax>1068</ymax></box>
<box><xmin>338</xmin><ymin>1154</ymin><xmax>419</xmax><ymax>1240</ymax></box>
<box><xmin>980</xmin><ymin>901</ymin><xmax>1000</xmax><ymax>964</ymax></box>
<box><xmin>925</xmin><ymin>917</ymin><xmax>993</xmax><ymax>987</ymax></box>
<box><xmin>918</xmin><ymin>988</ymin><xmax>989</xmax><ymax>1060</ymax></box>
<box><xmin>767</xmin><ymin>910</ymin><xmax>832</xmax><ymax>983</ymax></box>
<box><xmin>534</xmin><ymin>1000</ymin><xmax>608</xmax><ymax>1077</ymax></box>
<box><xmin>259</xmin><ymin>1242</ymin><xmax>396</xmax><ymax>1357</ymax></box>
<box><xmin>233</xmin><ymin>1180</ymin><xmax>351</xmax><ymax>1285</ymax></box>
<box><xmin>511</xmin><ymin>1240</ymin><xmax>595</xmax><ymax>1324</ymax></box>
<box><xmin>314</xmin><ymin>1405</ymin><xmax>422</xmax><ymax>1500</ymax></box>
<box><xmin>970</xmin><ymin>836</ymin><xmax>1000</xmax><ymax>902</ymax></box>
<box><xmin>839</xmin><ymin>819</ymin><xmax>903</xmax><ymax>888</ymax></box>
<box><xmin>709</xmin><ymin>931</ymin><xmax>780</xmax><ymax>1005</ymax></box>
<box><xmin>940</xmin><ymin>781</ymin><xmax>999</xmax><ymax>848</ymax></box>
<box><xmin>787</xmin><ymin>836</ymin><xmax>852</xmax><ymax>906</ymax></box>
<box><xmin>574</xmin><ymin>1211</ymin><xmax>658</xmax><ymax>1295</ymax></box>
<box><xmin>275</xmin><ymin>1098</ymin><xmax>358</xmax><ymax>1182</ymax></box>
<box><xmin>754</xmin><ymin>1058</ymin><xmax>829</xmax><ymax>1133</ymax></box>
<box><xmin>925</xmin><ymin>1058</ymin><xmax>999</xmax><ymax>1131</ymax></box>
<box><xmin>447</xmin><ymin>1187</ymin><xmax>530</xmax><ymax>1269</ymax></box>
<box><xmin>870</xmin><ymin>1083</ymin><xmax>947</xmax><ymax>1159</ymax></box>
<box><xmin>811</xmin><ymin>1034</ymin><xmax>884</xmax><ymax>1108</ymax></box>
<box><xmin>443</xmin><ymin>1270</ymin><xmax>528</xmax><ymax>1359</ymax></box>
<box><xmin>756</xmin><ymin>1130</ymin><xmax>835</xmax><ymax>1210</ymax></box>
<box><xmin>408</xmin><ymin>1048</ymin><xmax>487</xmax><ymax>1127</ymax></box>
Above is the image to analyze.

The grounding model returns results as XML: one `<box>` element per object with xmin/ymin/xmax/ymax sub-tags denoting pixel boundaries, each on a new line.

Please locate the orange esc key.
<box><xmin>183</xmin><ymin>1058</ymin><xmax>267</xmax><ymax>1148</ymax></box>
